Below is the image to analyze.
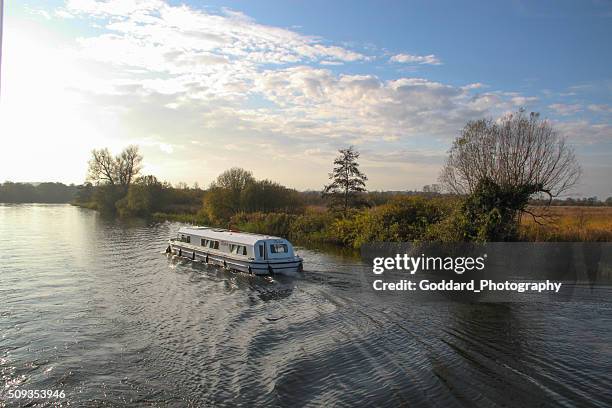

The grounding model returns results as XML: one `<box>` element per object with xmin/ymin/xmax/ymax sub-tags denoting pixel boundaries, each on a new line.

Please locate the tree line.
<box><xmin>0</xmin><ymin>182</ymin><xmax>78</xmax><ymax>203</ymax></box>
<box><xmin>25</xmin><ymin>110</ymin><xmax>612</xmax><ymax>242</ymax></box>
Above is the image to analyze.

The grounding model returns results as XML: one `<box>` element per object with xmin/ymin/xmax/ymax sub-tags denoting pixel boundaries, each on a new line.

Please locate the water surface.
<box><xmin>1</xmin><ymin>204</ymin><xmax>610</xmax><ymax>407</ymax></box>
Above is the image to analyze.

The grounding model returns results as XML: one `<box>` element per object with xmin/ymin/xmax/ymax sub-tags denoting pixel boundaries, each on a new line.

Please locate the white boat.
<box><xmin>166</xmin><ymin>226</ymin><xmax>304</xmax><ymax>275</ymax></box>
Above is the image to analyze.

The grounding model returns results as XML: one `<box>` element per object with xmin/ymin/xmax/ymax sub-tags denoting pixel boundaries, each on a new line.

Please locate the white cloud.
<box><xmin>159</xmin><ymin>143</ymin><xmax>174</xmax><ymax>154</ymax></box>
<box><xmin>320</xmin><ymin>60</ymin><xmax>344</xmax><ymax>66</ymax></box>
<box><xmin>390</xmin><ymin>53</ymin><xmax>441</xmax><ymax>65</ymax></box>
<box><xmin>506</xmin><ymin>93</ymin><xmax>538</xmax><ymax>106</ymax></box>
<box><xmin>554</xmin><ymin>120</ymin><xmax>612</xmax><ymax>143</ymax></box>
<box><xmin>26</xmin><ymin>7</ymin><xmax>52</xmax><ymax>20</ymax></box>
<box><xmin>54</xmin><ymin>9</ymin><xmax>75</xmax><ymax>19</ymax></box>
<box><xmin>245</xmin><ymin>66</ymin><xmax>526</xmax><ymax>144</ymax></box>
<box><xmin>62</xmin><ymin>0</ymin><xmax>366</xmax><ymax>71</ymax></box>
<box><xmin>461</xmin><ymin>82</ymin><xmax>486</xmax><ymax>90</ymax></box>
<box><xmin>549</xmin><ymin>103</ymin><xmax>582</xmax><ymax>116</ymax></box>
<box><xmin>588</xmin><ymin>104</ymin><xmax>612</xmax><ymax>114</ymax></box>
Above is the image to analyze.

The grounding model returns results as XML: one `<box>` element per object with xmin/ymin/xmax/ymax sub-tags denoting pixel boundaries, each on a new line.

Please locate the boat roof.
<box><xmin>177</xmin><ymin>226</ymin><xmax>286</xmax><ymax>246</ymax></box>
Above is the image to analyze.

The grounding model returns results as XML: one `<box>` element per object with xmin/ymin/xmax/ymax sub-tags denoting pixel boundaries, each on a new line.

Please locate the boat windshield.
<box><xmin>270</xmin><ymin>243</ymin><xmax>288</xmax><ymax>254</ymax></box>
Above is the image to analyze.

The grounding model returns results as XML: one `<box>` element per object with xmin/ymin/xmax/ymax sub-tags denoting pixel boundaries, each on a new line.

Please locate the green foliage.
<box><xmin>431</xmin><ymin>178</ymin><xmax>543</xmax><ymax>242</ymax></box>
<box><xmin>164</xmin><ymin>185</ymin><xmax>203</xmax><ymax>207</ymax></box>
<box><xmin>214</xmin><ymin>167</ymin><xmax>255</xmax><ymax>191</ymax></box>
<box><xmin>328</xmin><ymin>196</ymin><xmax>450</xmax><ymax>248</ymax></box>
<box><xmin>323</xmin><ymin>146</ymin><xmax>368</xmax><ymax>213</ymax></box>
<box><xmin>91</xmin><ymin>184</ymin><xmax>125</xmax><ymax>214</ymax></box>
<box><xmin>116</xmin><ymin>175</ymin><xmax>164</xmax><ymax>217</ymax></box>
<box><xmin>230</xmin><ymin>212</ymin><xmax>295</xmax><ymax>237</ymax></box>
<box><xmin>0</xmin><ymin>182</ymin><xmax>77</xmax><ymax>203</ymax></box>
<box><xmin>290</xmin><ymin>209</ymin><xmax>336</xmax><ymax>242</ymax></box>
<box><xmin>241</xmin><ymin>179</ymin><xmax>302</xmax><ymax>213</ymax></box>
<box><xmin>74</xmin><ymin>183</ymin><xmax>95</xmax><ymax>204</ymax></box>
<box><xmin>228</xmin><ymin>196</ymin><xmax>454</xmax><ymax>248</ymax></box>
<box><xmin>202</xmin><ymin>169</ymin><xmax>303</xmax><ymax>223</ymax></box>
<box><xmin>203</xmin><ymin>186</ymin><xmax>236</xmax><ymax>223</ymax></box>
<box><xmin>202</xmin><ymin>168</ymin><xmax>254</xmax><ymax>222</ymax></box>
<box><xmin>211</xmin><ymin>168</ymin><xmax>255</xmax><ymax>213</ymax></box>
<box><xmin>78</xmin><ymin>170</ymin><xmax>205</xmax><ymax>217</ymax></box>
<box><xmin>229</xmin><ymin>209</ymin><xmax>337</xmax><ymax>244</ymax></box>
<box><xmin>424</xmin><ymin>200</ymin><xmax>471</xmax><ymax>242</ymax></box>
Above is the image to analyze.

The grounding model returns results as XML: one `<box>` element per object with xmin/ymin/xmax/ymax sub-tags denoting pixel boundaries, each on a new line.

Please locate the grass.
<box><xmin>520</xmin><ymin>206</ymin><xmax>612</xmax><ymax>241</ymax></box>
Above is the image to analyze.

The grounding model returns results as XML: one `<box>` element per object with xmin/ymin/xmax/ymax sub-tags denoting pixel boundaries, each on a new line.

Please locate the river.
<box><xmin>1</xmin><ymin>204</ymin><xmax>610</xmax><ymax>407</ymax></box>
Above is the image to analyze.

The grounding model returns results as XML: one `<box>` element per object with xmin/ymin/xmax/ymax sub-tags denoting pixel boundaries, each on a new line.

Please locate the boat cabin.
<box><xmin>175</xmin><ymin>226</ymin><xmax>296</xmax><ymax>261</ymax></box>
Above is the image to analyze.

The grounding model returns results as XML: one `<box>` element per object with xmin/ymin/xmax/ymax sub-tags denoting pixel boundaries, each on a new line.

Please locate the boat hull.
<box><xmin>168</xmin><ymin>242</ymin><xmax>303</xmax><ymax>275</ymax></box>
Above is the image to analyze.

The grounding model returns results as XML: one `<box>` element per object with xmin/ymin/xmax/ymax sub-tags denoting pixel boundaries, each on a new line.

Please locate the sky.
<box><xmin>1</xmin><ymin>0</ymin><xmax>611</xmax><ymax>197</ymax></box>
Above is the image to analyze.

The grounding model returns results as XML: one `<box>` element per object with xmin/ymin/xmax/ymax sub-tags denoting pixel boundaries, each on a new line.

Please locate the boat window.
<box><xmin>270</xmin><ymin>243</ymin><xmax>288</xmax><ymax>254</ymax></box>
<box><xmin>180</xmin><ymin>235</ymin><xmax>190</xmax><ymax>243</ymax></box>
<box><xmin>230</xmin><ymin>244</ymin><xmax>247</xmax><ymax>255</ymax></box>
<box><xmin>186</xmin><ymin>236</ymin><xmax>191</xmax><ymax>243</ymax></box>
<box><xmin>258</xmin><ymin>245</ymin><xmax>264</xmax><ymax>258</ymax></box>
<box><xmin>201</xmin><ymin>239</ymin><xmax>208</xmax><ymax>247</ymax></box>
<box><xmin>209</xmin><ymin>240</ymin><xmax>219</xmax><ymax>250</ymax></box>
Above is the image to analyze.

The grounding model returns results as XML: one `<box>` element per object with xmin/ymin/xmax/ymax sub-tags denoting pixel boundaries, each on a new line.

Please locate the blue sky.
<box><xmin>1</xmin><ymin>0</ymin><xmax>611</xmax><ymax>197</ymax></box>
<box><xmin>202</xmin><ymin>0</ymin><xmax>612</xmax><ymax>88</ymax></box>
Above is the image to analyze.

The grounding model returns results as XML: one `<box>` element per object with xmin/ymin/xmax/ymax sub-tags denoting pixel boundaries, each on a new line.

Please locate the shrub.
<box><xmin>327</xmin><ymin>196</ymin><xmax>451</xmax><ymax>248</ymax></box>
<box><xmin>289</xmin><ymin>209</ymin><xmax>337</xmax><ymax>243</ymax></box>
<box><xmin>230</xmin><ymin>212</ymin><xmax>295</xmax><ymax>237</ymax></box>
<box><xmin>91</xmin><ymin>184</ymin><xmax>124</xmax><ymax>214</ymax></box>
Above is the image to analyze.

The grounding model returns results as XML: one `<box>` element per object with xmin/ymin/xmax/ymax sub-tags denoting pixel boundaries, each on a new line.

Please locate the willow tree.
<box><xmin>440</xmin><ymin>111</ymin><xmax>580</xmax><ymax>240</ymax></box>
<box><xmin>323</xmin><ymin>146</ymin><xmax>368</xmax><ymax>214</ymax></box>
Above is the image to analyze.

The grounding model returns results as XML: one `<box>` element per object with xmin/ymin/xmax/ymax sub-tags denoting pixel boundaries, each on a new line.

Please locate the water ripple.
<box><xmin>0</xmin><ymin>204</ymin><xmax>610</xmax><ymax>407</ymax></box>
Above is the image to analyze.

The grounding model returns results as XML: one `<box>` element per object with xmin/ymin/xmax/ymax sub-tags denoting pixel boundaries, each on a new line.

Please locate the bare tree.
<box><xmin>87</xmin><ymin>145</ymin><xmax>143</xmax><ymax>188</ymax></box>
<box><xmin>87</xmin><ymin>148</ymin><xmax>117</xmax><ymax>185</ymax></box>
<box><xmin>440</xmin><ymin>111</ymin><xmax>580</xmax><ymax>201</ymax></box>
<box><xmin>323</xmin><ymin>146</ymin><xmax>368</xmax><ymax>213</ymax></box>
<box><xmin>116</xmin><ymin>145</ymin><xmax>143</xmax><ymax>187</ymax></box>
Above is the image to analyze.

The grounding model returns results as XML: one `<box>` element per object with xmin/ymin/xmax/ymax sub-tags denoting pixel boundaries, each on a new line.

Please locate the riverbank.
<box><xmin>66</xmin><ymin>162</ymin><xmax>612</xmax><ymax>245</ymax></box>
<box><xmin>149</xmin><ymin>203</ymin><xmax>612</xmax><ymax>246</ymax></box>
<box><xmin>146</xmin><ymin>195</ymin><xmax>445</xmax><ymax>248</ymax></box>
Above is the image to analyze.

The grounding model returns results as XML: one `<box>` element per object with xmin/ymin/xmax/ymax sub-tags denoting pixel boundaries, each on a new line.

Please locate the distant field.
<box><xmin>520</xmin><ymin>206</ymin><xmax>612</xmax><ymax>241</ymax></box>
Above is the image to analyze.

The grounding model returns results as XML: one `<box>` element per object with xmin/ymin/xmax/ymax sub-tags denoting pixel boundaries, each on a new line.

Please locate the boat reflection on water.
<box><xmin>167</xmin><ymin>253</ymin><xmax>301</xmax><ymax>301</ymax></box>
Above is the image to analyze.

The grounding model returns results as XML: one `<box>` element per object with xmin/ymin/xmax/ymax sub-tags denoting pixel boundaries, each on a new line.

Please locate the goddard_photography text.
<box><xmin>371</xmin><ymin>253</ymin><xmax>563</xmax><ymax>293</ymax></box>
